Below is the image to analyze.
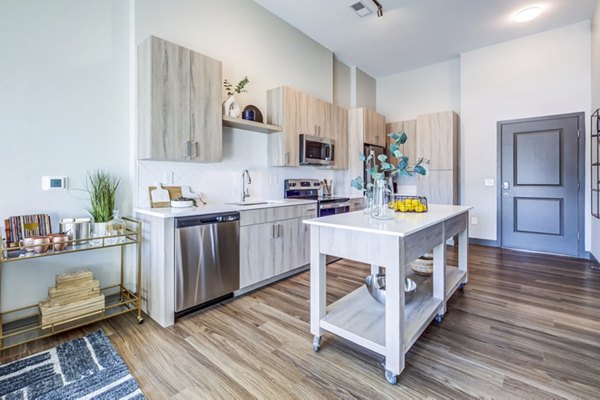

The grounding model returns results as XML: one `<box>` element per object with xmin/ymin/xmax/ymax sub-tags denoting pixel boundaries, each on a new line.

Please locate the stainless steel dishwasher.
<box><xmin>174</xmin><ymin>212</ymin><xmax>240</xmax><ymax>316</ymax></box>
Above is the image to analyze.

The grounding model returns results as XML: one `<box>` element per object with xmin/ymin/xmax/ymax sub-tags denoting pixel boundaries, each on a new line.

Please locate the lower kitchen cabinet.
<box><xmin>239</xmin><ymin>205</ymin><xmax>317</xmax><ymax>289</ymax></box>
<box><xmin>239</xmin><ymin>222</ymin><xmax>277</xmax><ymax>288</ymax></box>
<box><xmin>349</xmin><ymin>198</ymin><xmax>364</xmax><ymax>212</ymax></box>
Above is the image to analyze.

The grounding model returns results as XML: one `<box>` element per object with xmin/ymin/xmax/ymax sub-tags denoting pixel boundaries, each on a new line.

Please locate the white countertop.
<box><xmin>304</xmin><ymin>204</ymin><xmax>472</xmax><ymax>237</ymax></box>
<box><xmin>135</xmin><ymin>199</ymin><xmax>317</xmax><ymax>219</ymax></box>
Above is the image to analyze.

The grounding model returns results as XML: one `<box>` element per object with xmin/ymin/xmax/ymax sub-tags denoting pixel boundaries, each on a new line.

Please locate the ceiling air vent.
<box><xmin>350</xmin><ymin>1</ymin><xmax>372</xmax><ymax>17</ymax></box>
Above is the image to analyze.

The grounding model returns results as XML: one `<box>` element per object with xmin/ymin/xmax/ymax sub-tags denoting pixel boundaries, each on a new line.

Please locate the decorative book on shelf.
<box><xmin>4</xmin><ymin>214</ymin><xmax>52</xmax><ymax>249</ymax></box>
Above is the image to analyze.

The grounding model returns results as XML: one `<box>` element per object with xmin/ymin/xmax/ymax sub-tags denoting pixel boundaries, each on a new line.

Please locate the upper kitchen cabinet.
<box><xmin>416</xmin><ymin>111</ymin><xmax>459</xmax><ymax>170</ymax></box>
<box><xmin>386</xmin><ymin>119</ymin><xmax>416</xmax><ymax>167</ymax></box>
<box><xmin>362</xmin><ymin>108</ymin><xmax>386</xmax><ymax>147</ymax></box>
<box><xmin>267</xmin><ymin>86</ymin><xmax>300</xmax><ymax>166</ymax></box>
<box><xmin>267</xmin><ymin>86</ymin><xmax>348</xmax><ymax>169</ymax></box>
<box><xmin>332</xmin><ymin>105</ymin><xmax>349</xmax><ymax>170</ymax></box>
<box><xmin>138</xmin><ymin>36</ymin><xmax>222</xmax><ymax>162</ymax></box>
<box><xmin>349</xmin><ymin>107</ymin><xmax>386</xmax><ymax>148</ymax></box>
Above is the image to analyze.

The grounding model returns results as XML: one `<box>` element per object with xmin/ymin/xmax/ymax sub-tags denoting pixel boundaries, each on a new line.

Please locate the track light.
<box><xmin>371</xmin><ymin>0</ymin><xmax>383</xmax><ymax>17</ymax></box>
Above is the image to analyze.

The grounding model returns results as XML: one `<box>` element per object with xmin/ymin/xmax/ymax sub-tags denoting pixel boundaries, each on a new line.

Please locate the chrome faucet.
<box><xmin>242</xmin><ymin>169</ymin><xmax>252</xmax><ymax>202</ymax></box>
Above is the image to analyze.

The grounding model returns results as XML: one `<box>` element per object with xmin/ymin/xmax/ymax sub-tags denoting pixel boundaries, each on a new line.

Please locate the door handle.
<box><xmin>503</xmin><ymin>181</ymin><xmax>510</xmax><ymax>190</ymax></box>
<box><xmin>184</xmin><ymin>141</ymin><xmax>191</xmax><ymax>158</ymax></box>
<box><xmin>272</xmin><ymin>225</ymin><xmax>277</xmax><ymax>239</ymax></box>
<box><xmin>191</xmin><ymin>141</ymin><xmax>198</xmax><ymax>158</ymax></box>
<box><xmin>278</xmin><ymin>224</ymin><xmax>283</xmax><ymax>237</ymax></box>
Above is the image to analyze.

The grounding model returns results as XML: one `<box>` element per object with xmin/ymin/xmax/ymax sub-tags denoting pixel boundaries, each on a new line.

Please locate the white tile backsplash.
<box><xmin>137</xmin><ymin>128</ymin><xmax>338</xmax><ymax>207</ymax></box>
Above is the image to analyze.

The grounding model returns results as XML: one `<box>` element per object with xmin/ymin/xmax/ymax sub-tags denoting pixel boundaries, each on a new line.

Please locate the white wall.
<box><xmin>591</xmin><ymin>2</ymin><xmax>600</xmax><ymax>260</ymax></box>
<box><xmin>377</xmin><ymin>59</ymin><xmax>461</xmax><ymax>121</ymax></box>
<box><xmin>135</xmin><ymin>0</ymin><xmax>336</xmax><ymax>205</ymax></box>
<box><xmin>0</xmin><ymin>0</ymin><xmax>131</xmax><ymax>311</ymax></box>
<box><xmin>334</xmin><ymin>57</ymin><xmax>351</xmax><ymax>109</ymax></box>
<box><xmin>461</xmin><ymin>21</ymin><xmax>592</xmax><ymax>245</ymax></box>
<box><xmin>352</xmin><ymin>67</ymin><xmax>377</xmax><ymax>109</ymax></box>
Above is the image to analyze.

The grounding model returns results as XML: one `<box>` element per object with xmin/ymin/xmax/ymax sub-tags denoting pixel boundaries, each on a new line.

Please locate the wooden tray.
<box><xmin>148</xmin><ymin>186</ymin><xmax>182</xmax><ymax>208</ymax></box>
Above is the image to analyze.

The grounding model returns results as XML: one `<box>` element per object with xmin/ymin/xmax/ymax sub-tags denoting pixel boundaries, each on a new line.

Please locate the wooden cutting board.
<box><xmin>148</xmin><ymin>186</ymin><xmax>183</xmax><ymax>208</ymax></box>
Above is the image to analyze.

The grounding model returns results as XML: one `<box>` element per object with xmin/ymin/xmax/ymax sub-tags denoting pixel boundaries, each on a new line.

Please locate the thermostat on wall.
<box><xmin>42</xmin><ymin>176</ymin><xmax>68</xmax><ymax>191</ymax></box>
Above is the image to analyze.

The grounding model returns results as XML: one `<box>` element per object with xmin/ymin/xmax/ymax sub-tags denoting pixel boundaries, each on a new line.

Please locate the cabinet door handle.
<box><xmin>284</xmin><ymin>152</ymin><xmax>289</xmax><ymax>165</ymax></box>
<box><xmin>278</xmin><ymin>224</ymin><xmax>283</xmax><ymax>237</ymax></box>
<box><xmin>184</xmin><ymin>141</ymin><xmax>190</xmax><ymax>158</ymax></box>
<box><xmin>272</xmin><ymin>225</ymin><xmax>277</xmax><ymax>239</ymax></box>
<box><xmin>191</xmin><ymin>141</ymin><xmax>198</xmax><ymax>158</ymax></box>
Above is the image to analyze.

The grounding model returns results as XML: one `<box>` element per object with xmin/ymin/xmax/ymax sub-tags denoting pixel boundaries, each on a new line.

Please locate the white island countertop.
<box><xmin>135</xmin><ymin>198</ymin><xmax>317</xmax><ymax>219</ymax></box>
<box><xmin>304</xmin><ymin>204</ymin><xmax>473</xmax><ymax>237</ymax></box>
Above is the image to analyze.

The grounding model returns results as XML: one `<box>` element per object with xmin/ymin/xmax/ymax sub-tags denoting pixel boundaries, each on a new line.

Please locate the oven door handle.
<box><xmin>319</xmin><ymin>202</ymin><xmax>351</xmax><ymax>210</ymax></box>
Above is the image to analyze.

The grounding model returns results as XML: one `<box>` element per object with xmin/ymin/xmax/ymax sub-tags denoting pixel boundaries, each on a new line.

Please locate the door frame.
<box><xmin>496</xmin><ymin>112</ymin><xmax>586</xmax><ymax>258</ymax></box>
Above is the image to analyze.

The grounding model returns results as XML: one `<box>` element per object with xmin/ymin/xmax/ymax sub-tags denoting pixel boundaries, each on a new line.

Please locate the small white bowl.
<box><xmin>171</xmin><ymin>200</ymin><xmax>194</xmax><ymax>208</ymax></box>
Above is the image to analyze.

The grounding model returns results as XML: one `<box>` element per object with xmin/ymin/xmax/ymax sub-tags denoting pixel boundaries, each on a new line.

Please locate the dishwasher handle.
<box><xmin>176</xmin><ymin>212</ymin><xmax>240</xmax><ymax>228</ymax></box>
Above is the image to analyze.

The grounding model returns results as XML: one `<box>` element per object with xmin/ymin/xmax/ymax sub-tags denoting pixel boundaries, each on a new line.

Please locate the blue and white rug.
<box><xmin>0</xmin><ymin>330</ymin><xmax>144</xmax><ymax>399</ymax></box>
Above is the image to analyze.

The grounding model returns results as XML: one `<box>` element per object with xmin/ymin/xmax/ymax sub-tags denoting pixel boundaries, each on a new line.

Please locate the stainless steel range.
<box><xmin>284</xmin><ymin>179</ymin><xmax>350</xmax><ymax>217</ymax></box>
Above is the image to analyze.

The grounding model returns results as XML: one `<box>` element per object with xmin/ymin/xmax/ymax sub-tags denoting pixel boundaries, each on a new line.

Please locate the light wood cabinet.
<box><xmin>362</xmin><ymin>108</ymin><xmax>386</xmax><ymax>147</ymax></box>
<box><xmin>349</xmin><ymin>198</ymin><xmax>364</xmax><ymax>211</ymax></box>
<box><xmin>386</xmin><ymin>119</ymin><xmax>416</xmax><ymax>167</ymax></box>
<box><xmin>239</xmin><ymin>205</ymin><xmax>317</xmax><ymax>289</ymax></box>
<box><xmin>416</xmin><ymin>111</ymin><xmax>459</xmax><ymax>171</ymax></box>
<box><xmin>417</xmin><ymin>170</ymin><xmax>457</xmax><ymax>205</ymax></box>
<box><xmin>332</xmin><ymin>105</ymin><xmax>349</xmax><ymax>170</ymax></box>
<box><xmin>138</xmin><ymin>36</ymin><xmax>222</xmax><ymax>162</ymax></box>
<box><xmin>239</xmin><ymin>222</ymin><xmax>277</xmax><ymax>288</ymax></box>
<box><xmin>416</xmin><ymin>111</ymin><xmax>459</xmax><ymax>205</ymax></box>
<box><xmin>267</xmin><ymin>86</ymin><xmax>348</xmax><ymax>169</ymax></box>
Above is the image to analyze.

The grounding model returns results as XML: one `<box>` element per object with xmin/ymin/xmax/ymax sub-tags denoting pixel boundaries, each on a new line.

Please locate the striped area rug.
<box><xmin>0</xmin><ymin>330</ymin><xmax>144</xmax><ymax>399</ymax></box>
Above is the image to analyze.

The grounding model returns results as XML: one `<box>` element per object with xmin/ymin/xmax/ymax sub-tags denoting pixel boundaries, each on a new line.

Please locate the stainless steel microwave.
<box><xmin>299</xmin><ymin>134</ymin><xmax>335</xmax><ymax>166</ymax></box>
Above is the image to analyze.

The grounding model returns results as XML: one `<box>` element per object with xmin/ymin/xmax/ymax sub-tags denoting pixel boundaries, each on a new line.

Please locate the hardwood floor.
<box><xmin>2</xmin><ymin>245</ymin><xmax>600</xmax><ymax>399</ymax></box>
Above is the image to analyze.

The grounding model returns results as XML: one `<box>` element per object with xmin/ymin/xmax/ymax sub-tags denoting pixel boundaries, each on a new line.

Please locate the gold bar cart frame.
<box><xmin>0</xmin><ymin>217</ymin><xmax>143</xmax><ymax>350</ymax></box>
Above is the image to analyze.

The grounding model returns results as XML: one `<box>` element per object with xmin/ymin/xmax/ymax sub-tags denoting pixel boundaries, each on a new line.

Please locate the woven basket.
<box><xmin>410</xmin><ymin>253</ymin><xmax>433</xmax><ymax>276</ymax></box>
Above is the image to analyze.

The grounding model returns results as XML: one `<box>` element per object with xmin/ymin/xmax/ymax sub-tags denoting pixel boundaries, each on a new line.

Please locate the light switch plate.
<box><xmin>471</xmin><ymin>217</ymin><xmax>478</xmax><ymax>225</ymax></box>
<box><xmin>484</xmin><ymin>178</ymin><xmax>494</xmax><ymax>187</ymax></box>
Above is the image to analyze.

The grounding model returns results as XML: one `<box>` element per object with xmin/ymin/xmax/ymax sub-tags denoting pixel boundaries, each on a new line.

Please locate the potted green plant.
<box><xmin>86</xmin><ymin>170</ymin><xmax>120</xmax><ymax>241</ymax></box>
<box><xmin>351</xmin><ymin>132</ymin><xmax>428</xmax><ymax>219</ymax></box>
<box><xmin>223</xmin><ymin>76</ymin><xmax>250</xmax><ymax>118</ymax></box>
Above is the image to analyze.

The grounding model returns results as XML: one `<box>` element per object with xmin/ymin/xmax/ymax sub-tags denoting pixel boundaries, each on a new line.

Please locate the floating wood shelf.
<box><xmin>222</xmin><ymin>116</ymin><xmax>282</xmax><ymax>134</ymax></box>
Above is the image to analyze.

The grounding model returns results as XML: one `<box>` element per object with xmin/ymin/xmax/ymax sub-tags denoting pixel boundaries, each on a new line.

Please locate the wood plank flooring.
<box><xmin>2</xmin><ymin>245</ymin><xmax>600</xmax><ymax>399</ymax></box>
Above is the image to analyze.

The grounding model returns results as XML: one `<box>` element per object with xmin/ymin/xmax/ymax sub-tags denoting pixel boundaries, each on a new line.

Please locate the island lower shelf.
<box><xmin>320</xmin><ymin>265</ymin><xmax>466</xmax><ymax>355</ymax></box>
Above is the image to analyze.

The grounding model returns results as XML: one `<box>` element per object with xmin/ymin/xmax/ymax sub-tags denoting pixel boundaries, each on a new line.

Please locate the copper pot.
<box><xmin>48</xmin><ymin>233</ymin><xmax>69</xmax><ymax>251</ymax></box>
<box><xmin>32</xmin><ymin>236</ymin><xmax>51</xmax><ymax>254</ymax></box>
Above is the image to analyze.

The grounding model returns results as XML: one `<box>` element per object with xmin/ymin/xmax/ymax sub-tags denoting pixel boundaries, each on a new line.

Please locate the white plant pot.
<box><xmin>223</xmin><ymin>95</ymin><xmax>241</xmax><ymax>118</ymax></box>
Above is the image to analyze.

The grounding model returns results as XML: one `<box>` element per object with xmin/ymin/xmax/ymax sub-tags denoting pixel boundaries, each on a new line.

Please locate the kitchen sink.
<box><xmin>227</xmin><ymin>201</ymin><xmax>269</xmax><ymax>206</ymax></box>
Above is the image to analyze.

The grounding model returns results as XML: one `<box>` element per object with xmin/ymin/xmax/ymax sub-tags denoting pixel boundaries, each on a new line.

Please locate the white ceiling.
<box><xmin>253</xmin><ymin>0</ymin><xmax>596</xmax><ymax>78</ymax></box>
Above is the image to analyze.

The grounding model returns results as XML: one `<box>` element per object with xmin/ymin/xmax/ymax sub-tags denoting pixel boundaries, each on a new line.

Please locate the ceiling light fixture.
<box><xmin>371</xmin><ymin>0</ymin><xmax>383</xmax><ymax>17</ymax></box>
<box><xmin>513</xmin><ymin>5</ymin><xmax>543</xmax><ymax>22</ymax></box>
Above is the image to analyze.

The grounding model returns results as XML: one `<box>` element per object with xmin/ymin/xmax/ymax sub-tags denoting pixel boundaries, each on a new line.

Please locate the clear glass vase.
<box><xmin>363</xmin><ymin>189</ymin><xmax>373</xmax><ymax>215</ymax></box>
<box><xmin>371</xmin><ymin>180</ymin><xmax>394</xmax><ymax>220</ymax></box>
<box><xmin>107</xmin><ymin>209</ymin><xmax>126</xmax><ymax>244</ymax></box>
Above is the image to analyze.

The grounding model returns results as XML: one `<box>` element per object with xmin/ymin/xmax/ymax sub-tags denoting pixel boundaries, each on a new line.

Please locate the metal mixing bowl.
<box><xmin>364</xmin><ymin>274</ymin><xmax>417</xmax><ymax>305</ymax></box>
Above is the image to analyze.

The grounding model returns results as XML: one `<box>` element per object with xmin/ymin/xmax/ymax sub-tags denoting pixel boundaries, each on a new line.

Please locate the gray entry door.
<box><xmin>500</xmin><ymin>114</ymin><xmax>582</xmax><ymax>256</ymax></box>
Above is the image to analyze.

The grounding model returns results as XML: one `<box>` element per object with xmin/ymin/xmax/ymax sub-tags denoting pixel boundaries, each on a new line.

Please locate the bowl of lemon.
<box><xmin>388</xmin><ymin>195</ymin><xmax>428</xmax><ymax>213</ymax></box>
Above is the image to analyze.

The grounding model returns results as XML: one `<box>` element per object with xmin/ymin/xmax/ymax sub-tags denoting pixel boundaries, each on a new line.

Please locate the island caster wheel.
<box><xmin>459</xmin><ymin>282</ymin><xmax>466</xmax><ymax>291</ymax></box>
<box><xmin>434</xmin><ymin>314</ymin><xmax>444</xmax><ymax>324</ymax></box>
<box><xmin>313</xmin><ymin>336</ymin><xmax>321</xmax><ymax>352</ymax></box>
<box><xmin>385</xmin><ymin>370</ymin><xmax>398</xmax><ymax>385</ymax></box>
<box><xmin>137</xmin><ymin>317</ymin><xmax>145</xmax><ymax>324</ymax></box>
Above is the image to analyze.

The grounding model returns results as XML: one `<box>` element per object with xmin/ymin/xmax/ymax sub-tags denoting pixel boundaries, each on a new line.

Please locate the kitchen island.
<box><xmin>304</xmin><ymin>204</ymin><xmax>472</xmax><ymax>384</ymax></box>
